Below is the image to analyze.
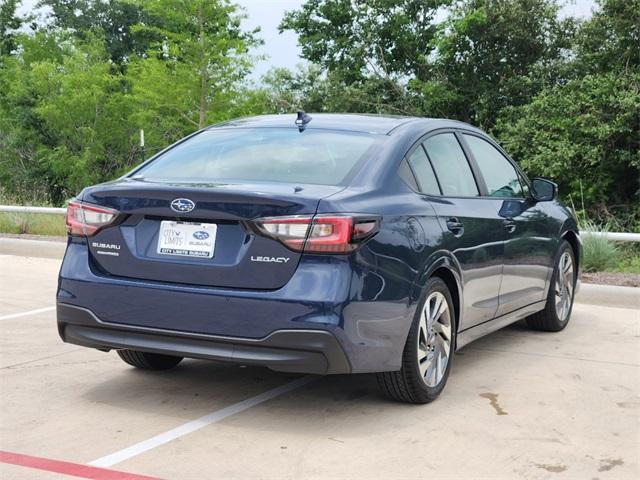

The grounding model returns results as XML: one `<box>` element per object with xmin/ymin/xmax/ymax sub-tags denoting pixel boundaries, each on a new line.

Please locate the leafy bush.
<box><xmin>494</xmin><ymin>72</ymin><xmax>640</xmax><ymax>225</ymax></box>
<box><xmin>0</xmin><ymin>1</ymin><xmax>262</xmax><ymax>206</ymax></box>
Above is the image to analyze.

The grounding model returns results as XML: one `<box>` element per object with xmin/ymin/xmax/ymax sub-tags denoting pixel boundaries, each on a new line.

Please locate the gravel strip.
<box><xmin>582</xmin><ymin>272</ymin><xmax>639</xmax><ymax>288</ymax></box>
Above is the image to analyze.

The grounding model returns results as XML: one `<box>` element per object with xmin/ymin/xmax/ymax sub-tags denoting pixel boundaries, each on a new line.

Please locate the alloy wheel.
<box><xmin>555</xmin><ymin>251</ymin><xmax>574</xmax><ymax>322</ymax></box>
<box><xmin>417</xmin><ymin>291</ymin><xmax>452</xmax><ymax>387</ymax></box>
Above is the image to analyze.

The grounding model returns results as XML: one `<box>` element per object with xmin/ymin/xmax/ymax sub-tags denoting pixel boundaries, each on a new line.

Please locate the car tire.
<box><xmin>526</xmin><ymin>240</ymin><xmax>576</xmax><ymax>332</ymax></box>
<box><xmin>117</xmin><ymin>349</ymin><xmax>183</xmax><ymax>370</ymax></box>
<box><xmin>376</xmin><ymin>277</ymin><xmax>456</xmax><ymax>404</ymax></box>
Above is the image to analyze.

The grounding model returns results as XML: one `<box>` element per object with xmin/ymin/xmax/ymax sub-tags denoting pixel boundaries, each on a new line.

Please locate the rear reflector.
<box><xmin>253</xmin><ymin>215</ymin><xmax>379</xmax><ymax>254</ymax></box>
<box><xmin>66</xmin><ymin>201</ymin><xmax>119</xmax><ymax>236</ymax></box>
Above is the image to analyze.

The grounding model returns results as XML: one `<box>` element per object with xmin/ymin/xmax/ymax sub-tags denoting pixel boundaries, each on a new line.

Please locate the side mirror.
<box><xmin>531</xmin><ymin>178</ymin><xmax>557</xmax><ymax>202</ymax></box>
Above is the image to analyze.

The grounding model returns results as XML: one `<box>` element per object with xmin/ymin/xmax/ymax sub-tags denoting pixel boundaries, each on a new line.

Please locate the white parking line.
<box><xmin>89</xmin><ymin>375</ymin><xmax>315</xmax><ymax>468</ymax></box>
<box><xmin>0</xmin><ymin>306</ymin><xmax>55</xmax><ymax>321</ymax></box>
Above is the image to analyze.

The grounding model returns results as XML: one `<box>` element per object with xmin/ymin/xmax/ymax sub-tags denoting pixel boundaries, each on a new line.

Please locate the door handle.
<box><xmin>446</xmin><ymin>217</ymin><xmax>464</xmax><ymax>236</ymax></box>
<box><xmin>504</xmin><ymin>220</ymin><xmax>516</xmax><ymax>234</ymax></box>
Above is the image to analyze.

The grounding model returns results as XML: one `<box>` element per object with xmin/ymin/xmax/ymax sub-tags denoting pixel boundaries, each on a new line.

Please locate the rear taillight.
<box><xmin>253</xmin><ymin>215</ymin><xmax>379</xmax><ymax>254</ymax></box>
<box><xmin>66</xmin><ymin>200</ymin><xmax>119</xmax><ymax>236</ymax></box>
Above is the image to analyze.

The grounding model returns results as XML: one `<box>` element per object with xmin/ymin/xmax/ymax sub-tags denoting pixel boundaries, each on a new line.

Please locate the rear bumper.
<box><xmin>57</xmin><ymin>241</ymin><xmax>415</xmax><ymax>374</ymax></box>
<box><xmin>57</xmin><ymin>303</ymin><xmax>351</xmax><ymax>374</ymax></box>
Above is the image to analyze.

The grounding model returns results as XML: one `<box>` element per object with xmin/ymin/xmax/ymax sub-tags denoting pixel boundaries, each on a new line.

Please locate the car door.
<box><xmin>416</xmin><ymin>132</ymin><xmax>505</xmax><ymax>330</ymax></box>
<box><xmin>460</xmin><ymin>133</ymin><xmax>555</xmax><ymax>316</ymax></box>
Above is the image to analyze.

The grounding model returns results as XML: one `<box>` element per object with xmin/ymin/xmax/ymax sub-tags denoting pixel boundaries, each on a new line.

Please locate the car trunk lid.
<box><xmin>80</xmin><ymin>179</ymin><xmax>342</xmax><ymax>289</ymax></box>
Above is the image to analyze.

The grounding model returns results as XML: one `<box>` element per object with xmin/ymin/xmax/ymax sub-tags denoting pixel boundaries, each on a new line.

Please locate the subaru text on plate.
<box><xmin>57</xmin><ymin>113</ymin><xmax>581</xmax><ymax>403</ymax></box>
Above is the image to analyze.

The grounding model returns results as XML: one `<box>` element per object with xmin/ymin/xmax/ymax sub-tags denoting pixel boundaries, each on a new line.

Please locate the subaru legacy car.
<box><xmin>57</xmin><ymin>113</ymin><xmax>580</xmax><ymax>403</ymax></box>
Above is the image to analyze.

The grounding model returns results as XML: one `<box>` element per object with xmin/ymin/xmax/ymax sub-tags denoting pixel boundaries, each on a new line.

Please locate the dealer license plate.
<box><xmin>157</xmin><ymin>221</ymin><xmax>216</xmax><ymax>258</ymax></box>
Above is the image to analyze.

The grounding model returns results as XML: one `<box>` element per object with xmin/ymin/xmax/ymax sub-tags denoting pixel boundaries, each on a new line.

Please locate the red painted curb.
<box><xmin>0</xmin><ymin>450</ymin><xmax>163</xmax><ymax>480</ymax></box>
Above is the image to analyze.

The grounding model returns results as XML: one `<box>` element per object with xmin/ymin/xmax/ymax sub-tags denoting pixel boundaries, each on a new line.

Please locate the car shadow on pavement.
<box><xmin>80</xmin><ymin>321</ymin><xmax>539</xmax><ymax>421</ymax></box>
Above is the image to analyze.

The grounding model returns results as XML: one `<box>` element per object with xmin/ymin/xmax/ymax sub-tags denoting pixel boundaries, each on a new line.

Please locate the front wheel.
<box><xmin>526</xmin><ymin>240</ymin><xmax>576</xmax><ymax>332</ymax></box>
<box><xmin>377</xmin><ymin>277</ymin><xmax>456</xmax><ymax>404</ymax></box>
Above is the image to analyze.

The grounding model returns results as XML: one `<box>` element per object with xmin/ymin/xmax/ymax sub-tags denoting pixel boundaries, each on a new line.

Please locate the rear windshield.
<box><xmin>134</xmin><ymin>128</ymin><xmax>380</xmax><ymax>186</ymax></box>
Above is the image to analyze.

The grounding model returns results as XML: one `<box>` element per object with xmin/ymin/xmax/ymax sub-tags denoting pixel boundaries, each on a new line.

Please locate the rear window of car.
<box><xmin>134</xmin><ymin>128</ymin><xmax>380</xmax><ymax>186</ymax></box>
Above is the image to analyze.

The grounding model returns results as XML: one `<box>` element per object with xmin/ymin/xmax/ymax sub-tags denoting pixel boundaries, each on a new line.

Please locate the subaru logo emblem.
<box><xmin>170</xmin><ymin>198</ymin><xmax>195</xmax><ymax>213</ymax></box>
<box><xmin>193</xmin><ymin>231</ymin><xmax>209</xmax><ymax>240</ymax></box>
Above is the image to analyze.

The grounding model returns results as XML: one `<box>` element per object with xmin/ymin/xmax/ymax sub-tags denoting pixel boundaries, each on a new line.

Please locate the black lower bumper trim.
<box><xmin>57</xmin><ymin>303</ymin><xmax>351</xmax><ymax>375</ymax></box>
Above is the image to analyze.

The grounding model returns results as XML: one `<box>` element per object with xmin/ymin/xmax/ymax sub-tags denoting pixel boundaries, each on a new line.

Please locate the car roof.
<box><xmin>209</xmin><ymin>113</ymin><xmax>481</xmax><ymax>136</ymax></box>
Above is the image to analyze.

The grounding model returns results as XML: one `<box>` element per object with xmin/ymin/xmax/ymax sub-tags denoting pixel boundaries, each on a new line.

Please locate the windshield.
<box><xmin>134</xmin><ymin>128</ymin><xmax>380</xmax><ymax>186</ymax></box>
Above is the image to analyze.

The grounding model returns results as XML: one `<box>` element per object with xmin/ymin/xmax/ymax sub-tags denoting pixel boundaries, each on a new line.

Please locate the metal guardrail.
<box><xmin>1</xmin><ymin>205</ymin><xmax>639</xmax><ymax>242</ymax></box>
<box><xmin>0</xmin><ymin>205</ymin><xmax>66</xmax><ymax>215</ymax></box>
<box><xmin>580</xmin><ymin>231</ymin><xmax>640</xmax><ymax>243</ymax></box>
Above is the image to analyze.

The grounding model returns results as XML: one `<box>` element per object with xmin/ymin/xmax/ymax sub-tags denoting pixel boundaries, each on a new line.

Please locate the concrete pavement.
<box><xmin>0</xmin><ymin>254</ymin><xmax>638</xmax><ymax>479</ymax></box>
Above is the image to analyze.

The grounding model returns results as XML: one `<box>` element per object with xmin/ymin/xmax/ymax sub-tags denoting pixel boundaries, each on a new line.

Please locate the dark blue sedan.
<box><xmin>57</xmin><ymin>113</ymin><xmax>581</xmax><ymax>403</ymax></box>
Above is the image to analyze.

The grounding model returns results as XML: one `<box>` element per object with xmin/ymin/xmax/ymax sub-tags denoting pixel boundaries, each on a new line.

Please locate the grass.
<box><xmin>569</xmin><ymin>194</ymin><xmax>640</xmax><ymax>274</ymax></box>
<box><xmin>578</xmin><ymin>217</ymin><xmax>640</xmax><ymax>274</ymax></box>
<box><xmin>581</xmin><ymin>233</ymin><xmax>620</xmax><ymax>272</ymax></box>
<box><xmin>579</xmin><ymin>234</ymin><xmax>640</xmax><ymax>274</ymax></box>
<box><xmin>0</xmin><ymin>212</ymin><xmax>67</xmax><ymax>236</ymax></box>
<box><xmin>614</xmin><ymin>243</ymin><xmax>640</xmax><ymax>274</ymax></box>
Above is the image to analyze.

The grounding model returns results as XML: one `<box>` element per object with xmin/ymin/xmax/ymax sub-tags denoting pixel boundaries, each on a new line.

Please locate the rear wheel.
<box><xmin>377</xmin><ymin>277</ymin><xmax>455</xmax><ymax>404</ymax></box>
<box><xmin>526</xmin><ymin>240</ymin><xmax>576</xmax><ymax>332</ymax></box>
<box><xmin>117</xmin><ymin>350</ymin><xmax>183</xmax><ymax>370</ymax></box>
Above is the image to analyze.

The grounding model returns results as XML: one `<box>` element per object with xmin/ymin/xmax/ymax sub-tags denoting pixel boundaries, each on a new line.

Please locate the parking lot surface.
<box><xmin>1</xmin><ymin>254</ymin><xmax>638</xmax><ymax>479</ymax></box>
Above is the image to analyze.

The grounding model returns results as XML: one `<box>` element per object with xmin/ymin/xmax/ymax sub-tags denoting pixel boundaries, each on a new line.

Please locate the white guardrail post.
<box><xmin>0</xmin><ymin>205</ymin><xmax>639</xmax><ymax>242</ymax></box>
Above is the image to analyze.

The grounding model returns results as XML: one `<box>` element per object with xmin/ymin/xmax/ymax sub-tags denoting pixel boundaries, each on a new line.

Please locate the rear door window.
<box><xmin>407</xmin><ymin>146</ymin><xmax>441</xmax><ymax>195</ymax></box>
<box><xmin>423</xmin><ymin>134</ymin><xmax>479</xmax><ymax>196</ymax></box>
<box><xmin>463</xmin><ymin>134</ymin><xmax>524</xmax><ymax>198</ymax></box>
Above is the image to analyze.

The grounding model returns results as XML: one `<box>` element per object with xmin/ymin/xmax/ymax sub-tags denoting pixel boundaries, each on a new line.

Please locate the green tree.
<box><xmin>0</xmin><ymin>0</ymin><xmax>23</xmax><ymax>57</ymax></box>
<box><xmin>1</xmin><ymin>32</ymin><xmax>137</xmax><ymax>203</ymax></box>
<box><xmin>281</xmin><ymin>0</ymin><xmax>451</xmax><ymax>82</ymax></box>
<box><xmin>495</xmin><ymin>73</ymin><xmax>639</xmax><ymax>214</ymax></box>
<box><xmin>132</xmin><ymin>0</ymin><xmax>261</xmax><ymax>129</ymax></box>
<box><xmin>575</xmin><ymin>0</ymin><xmax>639</xmax><ymax>75</ymax></box>
<box><xmin>281</xmin><ymin>0</ymin><xmax>575</xmax><ymax>126</ymax></box>
<box><xmin>39</xmin><ymin>0</ymin><xmax>151</xmax><ymax>63</ymax></box>
<box><xmin>0</xmin><ymin>0</ymin><xmax>265</xmax><ymax>204</ymax></box>
<box><xmin>261</xmin><ymin>64</ymin><xmax>421</xmax><ymax>115</ymax></box>
<box><xmin>261</xmin><ymin>65</ymin><xmax>329</xmax><ymax>113</ymax></box>
<box><xmin>418</xmin><ymin>0</ymin><xmax>575</xmax><ymax>129</ymax></box>
<box><xmin>494</xmin><ymin>0</ymin><xmax>640</xmax><ymax>228</ymax></box>
<box><xmin>2</xmin><ymin>0</ymin><xmax>637</xmax><ymax>223</ymax></box>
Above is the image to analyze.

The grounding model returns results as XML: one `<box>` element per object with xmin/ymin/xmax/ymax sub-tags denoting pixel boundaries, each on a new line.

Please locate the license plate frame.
<box><xmin>157</xmin><ymin>221</ymin><xmax>217</xmax><ymax>258</ymax></box>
